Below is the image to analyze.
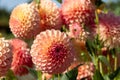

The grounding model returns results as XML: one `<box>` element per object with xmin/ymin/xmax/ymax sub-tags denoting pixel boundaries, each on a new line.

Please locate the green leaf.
<box><xmin>61</xmin><ymin>25</ymin><xmax>68</xmax><ymax>32</ymax></box>
<box><xmin>27</xmin><ymin>68</ymin><xmax>38</xmax><ymax>79</ymax></box>
<box><xmin>61</xmin><ymin>64</ymin><xmax>82</xmax><ymax>80</ymax></box>
<box><xmin>6</xmin><ymin>70</ymin><xmax>17</xmax><ymax>80</ymax></box>
<box><xmin>86</xmin><ymin>39</ymin><xmax>94</xmax><ymax>55</ymax></box>
<box><xmin>98</xmin><ymin>55</ymin><xmax>111</xmax><ymax>70</ymax></box>
<box><xmin>114</xmin><ymin>72</ymin><xmax>120</xmax><ymax>80</ymax></box>
<box><xmin>93</xmin><ymin>70</ymin><xmax>104</xmax><ymax>80</ymax></box>
<box><xmin>109</xmin><ymin>67</ymin><xmax>120</xmax><ymax>79</ymax></box>
<box><xmin>61</xmin><ymin>69</ymin><xmax>78</xmax><ymax>80</ymax></box>
<box><xmin>36</xmin><ymin>0</ymin><xmax>40</xmax><ymax>4</ymax></box>
<box><xmin>37</xmin><ymin>71</ymin><xmax>42</xmax><ymax>80</ymax></box>
<box><xmin>56</xmin><ymin>0</ymin><xmax>62</xmax><ymax>3</ymax></box>
<box><xmin>103</xmin><ymin>75</ymin><xmax>110</xmax><ymax>80</ymax></box>
<box><xmin>94</xmin><ymin>11</ymin><xmax>99</xmax><ymax>25</ymax></box>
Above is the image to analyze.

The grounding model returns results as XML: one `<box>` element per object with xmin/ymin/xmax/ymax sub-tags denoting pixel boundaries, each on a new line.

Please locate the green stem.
<box><xmin>114</xmin><ymin>55</ymin><xmax>117</xmax><ymax>71</ymax></box>
<box><xmin>34</xmin><ymin>0</ymin><xmax>40</xmax><ymax>4</ymax></box>
<box><xmin>107</xmin><ymin>54</ymin><xmax>110</xmax><ymax>73</ymax></box>
<box><xmin>52</xmin><ymin>75</ymin><xmax>55</xmax><ymax>80</ymax></box>
<box><xmin>57</xmin><ymin>0</ymin><xmax>62</xmax><ymax>3</ymax></box>
<box><xmin>37</xmin><ymin>71</ymin><xmax>42</xmax><ymax>80</ymax></box>
<box><xmin>99</xmin><ymin>61</ymin><xmax>103</xmax><ymax>75</ymax></box>
<box><xmin>58</xmin><ymin>74</ymin><xmax>60</xmax><ymax>80</ymax></box>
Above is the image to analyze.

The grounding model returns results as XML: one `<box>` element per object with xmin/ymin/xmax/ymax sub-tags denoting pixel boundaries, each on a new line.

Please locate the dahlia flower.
<box><xmin>9</xmin><ymin>38</ymin><xmax>33</xmax><ymax>76</ymax></box>
<box><xmin>61</xmin><ymin>0</ymin><xmax>95</xmax><ymax>27</ymax></box>
<box><xmin>11</xmin><ymin>47</ymin><xmax>33</xmax><ymax>76</ymax></box>
<box><xmin>68</xmin><ymin>23</ymin><xmax>89</xmax><ymax>40</ymax></box>
<box><xmin>31</xmin><ymin>29</ymin><xmax>74</xmax><ymax>74</ymax></box>
<box><xmin>94</xmin><ymin>12</ymin><xmax>120</xmax><ymax>48</ymax></box>
<box><xmin>39</xmin><ymin>0</ymin><xmax>62</xmax><ymax>31</ymax></box>
<box><xmin>77</xmin><ymin>62</ymin><xmax>95</xmax><ymax>80</ymax></box>
<box><xmin>0</xmin><ymin>38</ymin><xmax>12</xmax><ymax>77</ymax></box>
<box><xmin>9</xmin><ymin>2</ymin><xmax>40</xmax><ymax>39</ymax></box>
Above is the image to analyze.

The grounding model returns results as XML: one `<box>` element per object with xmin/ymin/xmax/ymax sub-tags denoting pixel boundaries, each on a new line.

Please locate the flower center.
<box><xmin>48</xmin><ymin>42</ymin><xmax>68</xmax><ymax>59</ymax></box>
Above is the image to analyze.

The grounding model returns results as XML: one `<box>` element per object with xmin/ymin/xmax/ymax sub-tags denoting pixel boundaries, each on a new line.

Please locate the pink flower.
<box><xmin>11</xmin><ymin>48</ymin><xmax>33</xmax><ymax>76</ymax></box>
<box><xmin>77</xmin><ymin>62</ymin><xmax>95</xmax><ymax>80</ymax></box>
<box><xmin>39</xmin><ymin>0</ymin><xmax>62</xmax><ymax>31</ymax></box>
<box><xmin>9</xmin><ymin>2</ymin><xmax>40</xmax><ymax>39</ymax></box>
<box><xmin>94</xmin><ymin>12</ymin><xmax>120</xmax><ymax>48</ymax></box>
<box><xmin>0</xmin><ymin>38</ymin><xmax>12</xmax><ymax>77</ymax></box>
<box><xmin>30</xmin><ymin>29</ymin><xmax>74</xmax><ymax>74</ymax></box>
<box><xmin>9</xmin><ymin>38</ymin><xmax>33</xmax><ymax>76</ymax></box>
<box><xmin>68</xmin><ymin>23</ymin><xmax>82</xmax><ymax>38</ymax></box>
<box><xmin>68</xmin><ymin>23</ymin><xmax>89</xmax><ymax>40</ymax></box>
<box><xmin>61</xmin><ymin>0</ymin><xmax>95</xmax><ymax>27</ymax></box>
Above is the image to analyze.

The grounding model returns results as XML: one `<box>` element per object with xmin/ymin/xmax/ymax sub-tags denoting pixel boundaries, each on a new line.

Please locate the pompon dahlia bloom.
<box><xmin>94</xmin><ymin>12</ymin><xmax>120</xmax><ymax>48</ymax></box>
<box><xmin>68</xmin><ymin>23</ymin><xmax>89</xmax><ymax>40</ymax></box>
<box><xmin>9</xmin><ymin>38</ymin><xmax>33</xmax><ymax>76</ymax></box>
<box><xmin>39</xmin><ymin>0</ymin><xmax>62</xmax><ymax>31</ymax></box>
<box><xmin>9</xmin><ymin>2</ymin><xmax>40</xmax><ymax>39</ymax></box>
<box><xmin>0</xmin><ymin>38</ymin><xmax>12</xmax><ymax>77</ymax></box>
<box><xmin>77</xmin><ymin>62</ymin><xmax>95</xmax><ymax>80</ymax></box>
<box><xmin>68</xmin><ymin>23</ymin><xmax>83</xmax><ymax>38</ymax></box>
<box><xmin>30</xmin><ymin>29</ymin><xmax>74</xmax><ymax>74</ymax></box>
<box><xmin>11</xmin><ymin>47</ymin><xmax>33</xmax><ymax>76</ymax></box>
<box><xmin>61</xmin><ymin>0</ymin><xmax>95</xmax><ymax>27</ymax></box>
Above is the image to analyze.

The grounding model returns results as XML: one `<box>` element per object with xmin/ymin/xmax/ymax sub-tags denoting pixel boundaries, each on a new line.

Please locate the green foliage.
<box><xmin>56</xmin><ymin>0</ymin><xmax>62</xmax><ymax>3</ymax></box>
<box><xmin>109</xmin><ymin>67</ymin><xmax>120</xmax><ymax>80</ymax></box>
<box><xmin>98</xmin><ymin>55</ymin><xmax>111</xmax><ymax>70</ymax></box>
<box><xmin>93</xmin><ymin>70</ymin><xmax>104</xmax><ymax>80</ymax></box>
<box><xmin>6</xmin><ymin>70</ymin><xmax>17</xmax><ymax>80</ymax></box>
<box><xmin>27</xmin><ymin>67</ymin><xmax>38</xmax><ymax>79</ymax></box>
<box><xmin>107</xmin><ymin>0</ymin><xmax>120</xmax><ymax>15</ymax></box>
<box><xmin>61</xmin><ymin>64</ymin><xmax>83</xmax><ymax>80</ymax></box>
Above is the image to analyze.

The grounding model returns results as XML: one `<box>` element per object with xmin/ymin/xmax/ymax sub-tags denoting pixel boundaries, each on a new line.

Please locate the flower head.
<box><xmin>77</xmin><ymin>62</ymin><xmax>95</xmax><ymax>80</ymax></box>
<box><xmin>0</xmin><ymin>38</ymin><xmax>12</xmax><ymax>77</ymax></box>
<box><xmin>94</xmin><ymin>12</ymin><xmax>120</xmax><ymax>48</ymax></box>
<box><xmin>9</xmin><ymin>2</ymin><xmax>40</xmax><ymax>39</ymax></box>
<box><xmin>68</xmin><ymin>23</ymin><xmax>89</xmax><ymax>40</ymax></box>
<box><xmin>61</xmin><ymin>0</ymin><xmax>95</xmax><ymax>27</ymax></box>
<box><xmin>11</xmin><ymin>47</ymin><xmax>33</xmax><ymax>76</ymax></box>
<box><xmin>9</xmin><ymin>38</ymin><xmax>33</xmax><ymax>76</ymax></box>
<box><xmin>31</xmin><ymin>29</ymin><xmax>74</xmax><ymax>74</ymax></box>
<box><xmin>39</xmin><ymin>0</ymin><xmax>62</xmax><ymax>31</ymax></box>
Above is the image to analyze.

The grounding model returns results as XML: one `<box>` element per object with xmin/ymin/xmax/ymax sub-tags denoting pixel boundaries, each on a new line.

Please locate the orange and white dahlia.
<box><xmin>0</xmin><ymin>38</ymin><xmax>12</xmax><ymax>77</ymax></box>
<box><xmin>94</xmin><ymin>12</ymin><xmax>120</xmax><ymax>48</ymax></box>
<box><xmin>77</xmin><ymin>62</ymin><xmax>95</xmax><ymax>80</ymax></box>
<box><xmin>31</xmin><ymin>29</ymin><xmax>74</xmax><ymax>74</ymax></box>
<box><xmin>39</xmin><ymin>0</ymin><xmax>62</xmax><ymax>31</ymax></box>
<box><xmin>9</xmin><ymin>2</ymin><xmax>40</xmax><ymax>39</ymax></box>
<box><xmin>9</xmin><ymin>39</ymin><xmax>33</xmax><ymax>76</ymax></box>
<box><xmin>61</xmin><ymin>0</ymin><xmax>95</xmax><ymax>27</ymax></box>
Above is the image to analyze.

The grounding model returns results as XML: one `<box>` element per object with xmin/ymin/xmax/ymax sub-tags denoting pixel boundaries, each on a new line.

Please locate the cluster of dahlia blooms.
<box><xmin>1</xmin><ymin>0</ymin><xmax>120</xmax><ymax>80</ymax></box>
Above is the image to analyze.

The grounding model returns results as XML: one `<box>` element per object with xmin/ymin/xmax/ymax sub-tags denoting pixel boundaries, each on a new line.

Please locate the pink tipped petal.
<box><xmin>39</xmin><ymin>0</ymin><xmax>63</xmax><ymax>31</ymax></box>
<box><xmin>9</xmin><ymin>38</ymin><xmax>33</xmax><ymax>76</ymax></box>
<box><xmin>0</xmin><ymin>38</ymin><xmax>12</xmax><ymax>77</ymax></box>
<box><xmin>61</xmin><ymin>0</ymin><xmax>95</xmax><ymax>27</ymax></box>
<box><xmin>9</xmin><ymin>2</ymin><xmax>40</xmax><ymax>39</ymax></box>
<box><xmin>31</xmin><ymin>29</ymin><xmax>74</xmax><ymax>74</ymax></box>
<box><xmin>94</xmin><ymin>12</ymin><xmax>120</xmax><ymax>48</ymax></box>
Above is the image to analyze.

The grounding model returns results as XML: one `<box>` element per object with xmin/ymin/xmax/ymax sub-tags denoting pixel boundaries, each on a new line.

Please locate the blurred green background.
<box><xmin>0</xmin><ymin>0</ymin><xmax>120</xmax><ymax>39</ymax></box>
